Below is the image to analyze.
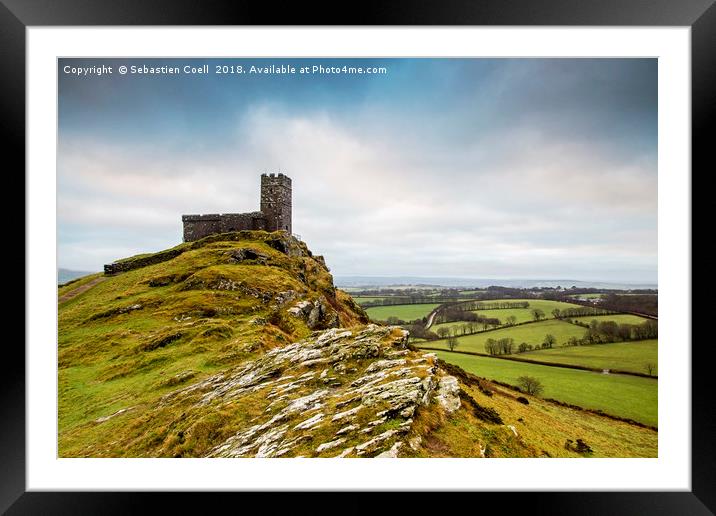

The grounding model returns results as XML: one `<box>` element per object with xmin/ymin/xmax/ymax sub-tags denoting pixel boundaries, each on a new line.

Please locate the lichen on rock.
<box><xmin>155</xmin><ymin>324</ymin><xmax>464</xmax><ymax>458</ymax></box>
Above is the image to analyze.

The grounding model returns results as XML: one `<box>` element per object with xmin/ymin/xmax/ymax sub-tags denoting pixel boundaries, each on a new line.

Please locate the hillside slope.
<box><xmin>58</xmin><ymin>231</ymin><xmax>656</xmax><ymax>457</ymax></box>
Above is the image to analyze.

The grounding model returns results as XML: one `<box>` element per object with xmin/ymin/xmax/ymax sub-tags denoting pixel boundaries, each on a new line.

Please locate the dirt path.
<box><xmin>58</xmin><ymin>276</ymin><xmax>106</xmax><ymax>303</ymax></box>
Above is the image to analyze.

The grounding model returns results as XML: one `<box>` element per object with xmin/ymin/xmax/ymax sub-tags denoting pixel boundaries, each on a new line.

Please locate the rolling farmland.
<box><xmin>432</xmin><ymin>350</ymin><xmax>658</xmax><ymax>426</ymax></box>
<box><xmin>425</xmin><ymin>319</ymin><xmax>589</xmax><ymax>351</ymax></box>
<box><xmin>364</xmin><ymin>303</ymin><xmax>441</xmax><ymax>322</ymax></box>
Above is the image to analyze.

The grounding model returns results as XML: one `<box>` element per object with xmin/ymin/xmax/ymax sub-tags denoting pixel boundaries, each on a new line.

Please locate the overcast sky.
<box><xmin>58</xmin><ymin>58</ymin><xmax>657</xmax><ymax>284</ymax></box>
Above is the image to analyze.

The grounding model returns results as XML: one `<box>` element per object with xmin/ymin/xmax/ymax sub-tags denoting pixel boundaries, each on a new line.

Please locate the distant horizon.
<box><xmin>333</xmin><ymin>275</ymin><xmax>657</xmax><ymax>290</ymax></box>
<box><xmin>58</xmin><ymin>267</ymin><xmax>657</xmax><ymax>290</ymax></box>
<box><xmin>58</xmin><ymin>58</ymin><xmax>657</xmax><ymax>283</ymax></box>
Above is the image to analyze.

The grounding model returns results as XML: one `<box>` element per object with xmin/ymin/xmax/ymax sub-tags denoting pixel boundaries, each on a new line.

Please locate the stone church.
<box><xmin>182</xmin><ymin>173</ymin><xmax>292</xmax><ymax>242</ymax></box>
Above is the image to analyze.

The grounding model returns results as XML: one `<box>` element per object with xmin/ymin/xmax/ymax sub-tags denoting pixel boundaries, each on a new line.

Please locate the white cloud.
<box><xmin>57</xmin><ymin>106</ymin><xmax>656</xmax><ymax>283</ymax></box>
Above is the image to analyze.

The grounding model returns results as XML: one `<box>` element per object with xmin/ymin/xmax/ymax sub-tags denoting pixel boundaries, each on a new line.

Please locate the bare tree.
<box><xmin>447</xmin><ymin>336</ymin><xmax>459</xmax><ymax>352</ymax></box>
<box><xmin>531</xmin><ymin>308</ymin><xmax>545</xmax><ymax>321</ymax></box>
<box><xmin>644</xmin><ymin>363</ymin><xmax>656</xmax><ymax>376</ymax></box>
<box><xmin>506</xmin><ymin>315</ymin><xmax>517</xmax><ymax>326</ymax></box>
<box><xmin>517</xmin><ymin>375</ymin><xmax>544</xmax><ymax>396</ymax></box>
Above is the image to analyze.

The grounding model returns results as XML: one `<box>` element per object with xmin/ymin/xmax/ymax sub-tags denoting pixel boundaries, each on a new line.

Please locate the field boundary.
<box><xmin>434</xmin><ymin>358</ymin><xmax>658</xmax><ymax>431</ymax></box>
<box><xmin>427</xmin><ymin>315</ymin><xmax>587</xmax><ymax>338</ymax></box>
<box><xmin>420</xmin><ymin>346</ymin><xmax>658</xmax><ymax>379</ymax></box>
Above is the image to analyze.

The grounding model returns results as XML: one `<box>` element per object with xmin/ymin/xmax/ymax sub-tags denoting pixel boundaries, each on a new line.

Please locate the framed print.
<box><xmin>4</xmin><ymin>0</ymin><xmax>711</xmax><ymax>513</ymax></box>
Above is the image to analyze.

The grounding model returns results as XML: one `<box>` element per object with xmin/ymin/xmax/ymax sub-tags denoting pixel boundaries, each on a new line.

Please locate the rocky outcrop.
<box><xmin>226</xmin><ymin>248</ymin><xmax>270</xmax><ymax>264</ymax></box>
<box><xmin>160</xmin><ymin>324</ymin><xmax>462</xmax><ymax>458</ymax></box>
<box><xmin>287</xmin><ymin>296</ymin><xmax>339</xmax><ymax>330</ymax></box>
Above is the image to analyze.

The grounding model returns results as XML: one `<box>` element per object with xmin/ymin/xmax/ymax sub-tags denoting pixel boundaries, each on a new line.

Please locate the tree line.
<box><xmin>360</xmin><ymin>296</ymin><xmax>462</xmax><ymax>307</ymax></box>
<box><xmin>484</xmin><ymin>334</ymin><xmax>557</xmax><ymax>355</ymax></box>
<box><xmin>433</xmin><ymin>306</ymin><xmax>500</xmax><ymax>327</ymax></box>
<box><xmin>553</xmin><ymin>293</ymin><xmax>658</xmax><ymax>317</ymax></box>
<box><xmin>571</xmin><ymin>319</ymin><xmax>658</xmax><ymax>344</ymax></box>
<box><xmin>452</xmin><ymin>300</ymin><xmax>530</xmax><ymax>311</ymax></box>
<box><xmin>551</xmin><ymin>307</ymin><xmax>616</xmax><ymax>319</ymax></box>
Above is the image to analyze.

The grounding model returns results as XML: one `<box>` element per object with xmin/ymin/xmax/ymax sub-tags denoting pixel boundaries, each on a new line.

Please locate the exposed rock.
<box><xmin>288</xmin><ymin>296</ymin><xmax>339</xmax><ymax>330</ymax></box>
<box><xmin>294</xmin><ymin>413</ymin><xmax>324</xmax><ymax>430</ymax></box>
<box><xmin>316</xmin><ymin>437</ymin><xmax>347</xmax><ymax>453</ymax></box>
<box><xmin>376</xmin><ymin>441</ymin><xmax>403</xmax><ymax>458</ymax></box>
<box><xmin>335</xmin><ymin>447</ymin><xmax>354</xmax><ymax>458</ymax></box>
<box><xmin>355</xmin><ymin>430</ymin><xmax>399</xmax><ymax>456</ymax></box>
<box><xmin>400</xmin><ymin>406</ymin><xmax>416</xmax><ymax>418</ymax></box>
<box><xmin>365</xmin><ymin>359</ymin><xmax>407</xmax><ymax>374</ymax></box>
<box><xmin>408</xmin><ymin>436</ymin><xmax>422</xmax><ymax>451</ymax></box>
<box><xmin>332</xmin><ymin>406</ymin><xmax>361</xmax><ymax>422</ymax></box>
<box><xmin>94</xmin><ymin>407</ymin><xmax>133</xmax><ymax>424</ymax></box>
<box><xmin>335</xmin><ymin>424</ymin><xmax>359</xmax><ymax>436</ymax></box>
<box><xmin>436</xmin><ymin>376</ymin><xmax>461</xmax><ymax>413</ymax></box>
<box><xmin>227</xmin><ymin>248</ymin><xmax>269</xmax><ymax>264</ymax></box>
<box><xmin>398</xmin><ymin>419</ymin><xmax>413</xmax><ymax>432</ymax></box>
<box><xmin>275</xmin><ymin>290</ymin><xmax>298</xmax><ymax>306</ymax></box>
<box><xmin>157</xmin><ymin>324</ymin><xmax>452</xmax><ymax>458</ymax></box>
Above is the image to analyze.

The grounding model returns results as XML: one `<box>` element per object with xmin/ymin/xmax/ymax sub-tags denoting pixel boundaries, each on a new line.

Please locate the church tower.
<box><xmin>260</xmin><ymin>173</ymin><xmax>292</xmax><ymax>233</ymax></box>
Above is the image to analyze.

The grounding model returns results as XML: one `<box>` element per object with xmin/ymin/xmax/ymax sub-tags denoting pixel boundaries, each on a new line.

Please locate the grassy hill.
<box><xmin>58</xmin><ymin>231</ymin><xmax>656</xmax><ymax>457</ymax></box>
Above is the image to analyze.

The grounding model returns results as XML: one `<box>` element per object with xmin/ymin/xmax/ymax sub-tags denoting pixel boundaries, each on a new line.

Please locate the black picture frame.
<box><xmin>4</xmin><ymin>1</ymin><xmax>709</xmax><ymax>513</ymax></box>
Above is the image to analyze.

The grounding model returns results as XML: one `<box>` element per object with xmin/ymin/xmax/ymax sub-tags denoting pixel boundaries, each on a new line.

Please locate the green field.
<box><xmin>571</xmin><ymin>314</ymin><xmax>650</xmax><ymax>325</ymax></box>
<box><xmin>365</xmin><ymin>303</ymin><xmax>441</xmax><ymax>322</ymax></box>
<box><xmin>434</xmin><ymin>298</ymin><xmax>595</xmax><ymax>329</ymax></box>
<box><xmin>430</xmin><ymin>305</ymin><xmax>543</xmax><ymax>329</ymax></box>
<box><xmin>426</xmin><ymin>319</ymin><xmax>588</xmax><ymax>351</ymax></box>
<box><xmin>431</xmin><ymin>320</ymin><xmax>491</xmax><ymax>334</ymax></box>
<box><xmin>567</xmin><ymin>293</ymin><xmax>604</xmax><ymax>299</ymax></box>
<box><xmin>432</xmin><ymin>350</ymin><xmax>658</xmax><ymax>426</ymax></box>
<box><xmin>481</xmin><ymin>298</ymin><xmax>589</xmax><ymax>313</ymax></box>
<box><xmin>522</xmin><ymin>340</ymin><xmax>658</xmax><ymax>375</ymax></box>
<box><xmin>351</xmin><ymin>296</ymin><xmax>387</xmax><ymax>305</ymax></box>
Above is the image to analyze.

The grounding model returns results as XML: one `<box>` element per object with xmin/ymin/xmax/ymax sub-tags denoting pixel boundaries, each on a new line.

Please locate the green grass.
<box><xmin>481</xmin><ymin>298</ymin><xmax>588</xmax><ymax>313</ymax></box>
<box><xmin>571</xmin><ymin>314</ymin><xmax>650</xmax><ymax>325</ymax></box>
<box><xmin>57</xmin><ymin>232</ymin><xmax>373</xmax><ymax>457</ymax></box>
<box><xmin>433</xmin><ymin>298</ymin><xmax>597</xmax><ymax>330</ymax></box>
<box><xmin>433</xmin><ymin>350</ymin><xmax>658</xmax><ymax>426</ymax></box>
<box><xmin>365</xmin><ymin>303</ymin><xmax>441</xmax><ymax>322</ymax></box>
<box><xmin>522</xmin><ymin>340</ymin><xmax>658</xmax><ymax>375</ymax></box>
<box><xmin>426</xmin><ymin>319</ymin><xmax>589</xmax><ymax>351</ymax></box>
<box><xmin>351</xmin><ymin>296</ymin><xmax>387</xmax><ymax>305</ymax></box>
<box><xmin>473</xmin><ymin>297</ymin><xmax>587</xmax><ymax>322</ymax></box>
<box><xmin>567</xmin><ymin>293</ymin><xmax>604</xmax><ymax>299</ymax></box>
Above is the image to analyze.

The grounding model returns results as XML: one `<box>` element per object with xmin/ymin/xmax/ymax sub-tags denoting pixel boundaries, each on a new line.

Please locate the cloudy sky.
<box><xmin>58</xmin><ymin>58</ymin><xmax>657</xmax><ymax>284</ymax></box>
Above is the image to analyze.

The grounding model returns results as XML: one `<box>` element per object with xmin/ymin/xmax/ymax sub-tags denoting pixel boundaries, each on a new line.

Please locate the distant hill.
<box><xmin>335</xmin><ymin>276</ymin><xmax>657</xmax><ymax>290</ymax></box>
<box><xmin>58</xmin><ymin>268</ymin><xmax>95</xmax><ymax>285</ymax></box>
<box><xmin>57</xmin><ymin>231</ymin><xmax>656</xmax><ymax>458</ymax></box>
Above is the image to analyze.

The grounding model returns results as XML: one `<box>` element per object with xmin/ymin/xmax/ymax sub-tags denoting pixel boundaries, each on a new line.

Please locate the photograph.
<box><xmin>57</xmin><ymin>57</ymin><xmax>659</xmax><ymax>459</ymax></box>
